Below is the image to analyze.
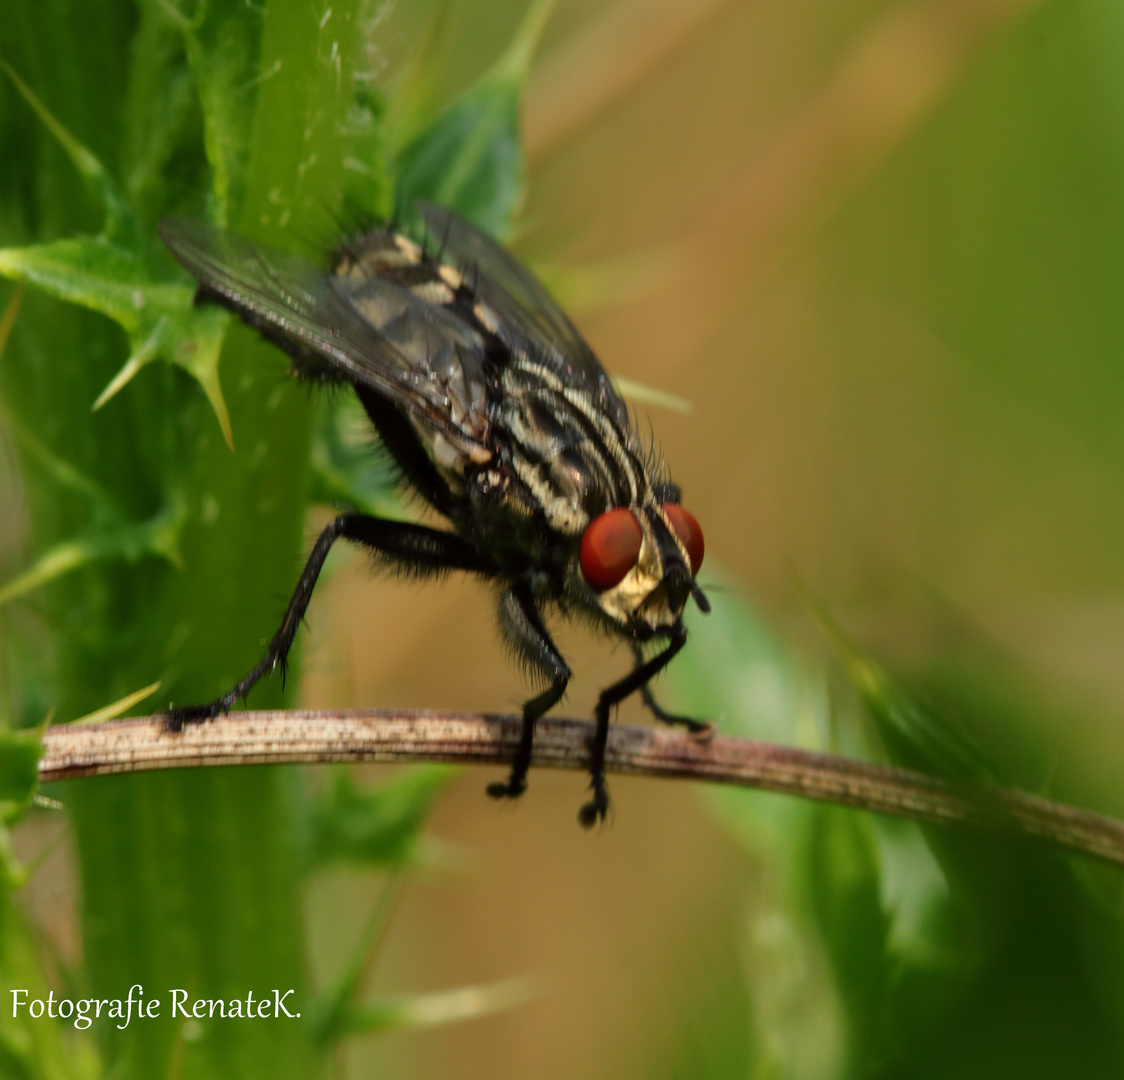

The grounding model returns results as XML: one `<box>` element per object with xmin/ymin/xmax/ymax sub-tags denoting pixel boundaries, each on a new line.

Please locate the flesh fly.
<box><xmin>159</xmin><ymin>205</ymin><xmax>710</xmax><ymax>826</ymax></box>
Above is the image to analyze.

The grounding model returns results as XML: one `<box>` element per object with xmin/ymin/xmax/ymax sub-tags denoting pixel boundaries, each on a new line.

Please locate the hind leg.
<box><xmin>633</xmin><ymin>643</ymin><xmax>713</xmax><ymax>736</ymax></box>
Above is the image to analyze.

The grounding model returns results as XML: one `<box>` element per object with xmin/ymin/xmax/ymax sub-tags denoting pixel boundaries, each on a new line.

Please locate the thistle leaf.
<box><xmin>0</xmin><ymin>61</ymin><xmax>133</xmax><ymax>238</ymax></box>
<box><xmin>0</xmin><ymin>499</ymin><xmax>186</xmax><ymax>609</ymax></box>
<box><xmin>0</xmin><ymin>729</ymin><xmax>40</xmax><ymax>811</ymax></box>
<box><xmin>168</xmin><ymin>0</ymin><xmax>263</xmax><ymax>224</ymax></box>
<box><xmin>0</xmin><ymin>237</ymin><xmax>233</xmax><ymax>447</ymax></box>
<box><xmin>394</xmin><ymin>0</ymin><xmax>554</xmax><ymax>235</ymax></box>
<box><xmin>306</xmin><ymin>766</ymin><xmax>452</xmax><ymax>868</ymax></box>
<box><xmin>69</xmin><ymin>682</ymin><xmax>162</xmax><ymax>725</ymax></box>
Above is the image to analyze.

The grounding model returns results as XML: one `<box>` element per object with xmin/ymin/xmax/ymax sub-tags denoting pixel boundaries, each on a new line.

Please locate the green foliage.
<box><xmin>0</xmin><ymin>892</ymin><xmax>101</xmax><ymax>1080</ymax></box>
<box><xmin>0</xmin><ymin>729</ymin><xmax>40</xmax><ymax>814</ymax></box>
<box><xmin>813</xmin><ymin>604</ymin><xmax>995</xmax><ymax>783</ymax></box>
<box><xmin>306</xmin><ymin>767</ymin><xmax>453</xmax><ymax>868</ymax></box>
<box><xmin>336</xmin><ymin>976</ymin><xmax>538</xmax><ymax>1037</ymax></box>
<box><xmin>394</xmin><ymin>0</ymin><xmax>553</xmax><ymax>237</ymax></box>
<box><xmin>666</xmin><ymin>582</ymin><xmax>1124</xmax><ymax>1080</ymax></box>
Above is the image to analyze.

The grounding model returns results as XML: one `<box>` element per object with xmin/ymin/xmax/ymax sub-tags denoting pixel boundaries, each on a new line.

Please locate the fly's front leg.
<box><xmin>488</xmin><ymin>581</ymin><xmax>570</xmax><ymax>803</ymax></box>
<box><xmin>633</xmin><ymin>643</ymin><xmax>713</xmax><ymax>738</ymax></box>
<box><xmin>582</xmin><ymin>625</ymin><xmax>691</xmax><ymax>828</ymax></box>
<box><xmin>164</xmin><ymin>512</ymin><xmax>494</xmax><ymax>729</ymax></box>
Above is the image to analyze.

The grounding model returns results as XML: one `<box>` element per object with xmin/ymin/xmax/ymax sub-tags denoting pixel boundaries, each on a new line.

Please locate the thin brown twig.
<box><xmin>38</xmin><ymin>709</ymin><xmax>1124</xmax><ymax>867</ymax></box>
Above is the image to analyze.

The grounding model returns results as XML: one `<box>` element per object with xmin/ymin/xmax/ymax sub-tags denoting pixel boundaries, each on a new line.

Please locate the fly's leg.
<box><xmin>488</xmin><ymin>581</ymin><xmax>571</xmax><ymax>803</ymax></box>
<box><xmin>581</xmin><ymin>626</ymin><xmax>690</xmax><ymax>828</ymax></box>
<box><xmin>163</xmin><ymin>513</ymin><xmax>494</xmax><ymax>730</ymax></box>
<box><xmin>633</xmin><ymin>644</ymin><xmax>714</xmax><ymax>738</ymax></box>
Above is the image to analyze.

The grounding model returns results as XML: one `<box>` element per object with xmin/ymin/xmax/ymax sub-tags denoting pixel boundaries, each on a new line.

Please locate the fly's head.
<box><xmin>572</xmin><ymin>486</ymin><xmax>708</xmax><ymax>641</ymax></box>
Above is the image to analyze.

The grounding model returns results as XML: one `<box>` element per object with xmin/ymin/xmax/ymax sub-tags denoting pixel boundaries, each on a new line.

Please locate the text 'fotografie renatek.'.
<box><xmin>11</xmin><ymin>985</ymin><xmax>300</xmax><ymax>1029</ymax></box>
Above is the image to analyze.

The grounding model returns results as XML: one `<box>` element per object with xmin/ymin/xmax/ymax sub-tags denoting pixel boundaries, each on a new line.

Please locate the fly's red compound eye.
<box><xmin>663</xmin><ymin>504</ymin><xmax>704</xmax><ymax>575</ymax></box>
<box><xmin>580</xmin><ymin>508</ymin><xmax>643</xmax><ymax>591</ymax></box>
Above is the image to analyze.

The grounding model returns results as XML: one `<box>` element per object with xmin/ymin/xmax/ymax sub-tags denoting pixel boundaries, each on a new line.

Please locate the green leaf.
<box><xmin>0</xmin><ymin>236</ymin><xmax>232</xmax><ymax>446</ymax></box>
<box><xmin>120</xmin><ymin>1</ymin><xmax>201</xmax><ymax>218</ymax></box>
<box><xmin>666</xmin><ymin>582</ymin><xmax>847</xmax><ymax>1078</ymax></box>
<box><xmin>169</xmin><ymin>0</ymin><xmax>264</xmax><ymax>225</ymax></box>
<box><xmin>70</xmin><ymin>681</ymin><xmax>161</xmax><ymax>725</ymax></box>
<box><xmin>0</xmin><ymin>406</ymin><xmax>188</xmax><ymax>604</ymax></box>
<box><xmin>0</xmin><ymin>884</ymin><xmax>102</xmax><ymax>1079</ymax></box>
<box><xmin>813</xmin><ymin>603</ymin><xmax>996</xmax><ymax>781</ymax></box>
<box><xmin>807</xmin><ymin>808</ymin><xmax>893</xmax><ymax>1068</ymax></box>
<box><xmin>308</xmin><ymin>393</ymin><xmax>401</xmax><ymax>516</ymax></box>
<box><xmin>856</xmin><ymin>661</ymin><xmax>995</xmax><ymax>781</ymax></box>
<box><xmin>339</xmin><ymin>976</ymin><xmax>537</xmax><ymax>1036</ymax></box>
<box><xmin>309</xmin><ymin>869</ymin><xmax>405</xmax><ymax>1048</ymax></box>
<box><xmin>668</xmin><ymin>573</ymin><xmax>823</xmax><ymax>854</ymax></box>
<box><xmin>384</xmin><ymin>0</ymin><xmax>454</xmax><ymax>156</ymax></box>
<box><xmin>339</xmin><ymin>74</ymin><xmax>392</xmax><ymax>221</ymax></box>
<box><xmin>0</xmin><ymin>729</ymin><xmax>40</xmax><ymax>811</ymax></box>
<box><xmin>0</xmin><ymin>60</ymin><xmax>133</xmax><ymax>238</ymax></box>
<box><xmin>307</xmin><ymin>766</ymin><xmax>451</xmax><ymax>868</ymax></box>
<box><xmin>0</xmin><ymin>497</ymin><xmax>187</xmax><ymax>608</ymax></box>
<box><xmin>867</xmin><ymin>817</ymin><xmax>959</xmax><ymax>973</ymax></box>
<box><xmin>393</xmin><ymin>0</ymin><xmax>554</xmax><ymax>234</ymax></box>
<box><xmin>0</xmin><ymin>409</ymin><xmax>117</xmax><ymax>514</ymax></box>
<box><xmin>611</xmin><ymin>375</ymin><xmax>692</xmax><ymax>415</ymax></box>
<box><xmin>0</xmin><ymin>283</ymin><xmax>22</xmax><ymax>358</ymax></box>
<box><xmin>0</xmin><ymin>727</ymin><xmax>41</xmax><ymax>900</ymax></box>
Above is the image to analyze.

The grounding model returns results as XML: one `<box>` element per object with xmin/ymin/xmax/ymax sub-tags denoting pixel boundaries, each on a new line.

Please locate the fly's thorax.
<box><xmin>495</xmin><ymin>358</ymin><xmax>644</xmax><ymax>533</ymax></box>
<box><xmin>413</xmin><ymin>418</ymin><xmax>492</xmax><ymax>478</ymax></box>
<box><xmin>463</xmin><ymin>453</ymin><xmax>547</xmax><ymax>570</ymax></box>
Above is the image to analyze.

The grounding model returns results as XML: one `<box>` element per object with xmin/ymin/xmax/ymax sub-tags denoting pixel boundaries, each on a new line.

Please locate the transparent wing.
<box><xmin>159</xmin><ymin>218</ymin><xmax>491</xmax><ymax>450</ymax></box>
<box><xmin>417</xmin><ymin>203</ymin><xmax>629</xmax><ymax>425</ymax></box>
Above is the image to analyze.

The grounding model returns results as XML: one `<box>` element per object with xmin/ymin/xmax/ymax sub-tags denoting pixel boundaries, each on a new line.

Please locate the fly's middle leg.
<box><xmin>582</xmin><ymin>625</ymin><xmax>691</xmax><ymax>828</ymax></box>
<box><xmin>490</xmin><ymin>581</ymin><xmax>570</xmax><ymax>802</ymax></box>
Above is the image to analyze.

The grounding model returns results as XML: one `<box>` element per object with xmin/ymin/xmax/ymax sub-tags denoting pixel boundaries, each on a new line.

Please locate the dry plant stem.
<box><xmin>38</xmin><ymin>710</ymin><xmax>1124</xmax><ymax>867</ymax></box>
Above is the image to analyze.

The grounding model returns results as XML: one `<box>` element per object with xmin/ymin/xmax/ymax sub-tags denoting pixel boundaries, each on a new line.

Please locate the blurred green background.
<box><xmin>4</xmin><ymin>0</ymin><xmax>1124</xmax><ymax>1077</ymax></box>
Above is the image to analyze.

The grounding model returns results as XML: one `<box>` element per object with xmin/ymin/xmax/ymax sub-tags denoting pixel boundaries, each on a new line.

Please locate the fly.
<box><xmin>158</xmin><ymin>204</ymin><xmax>711</xmax><ymax>827</ymax></box>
